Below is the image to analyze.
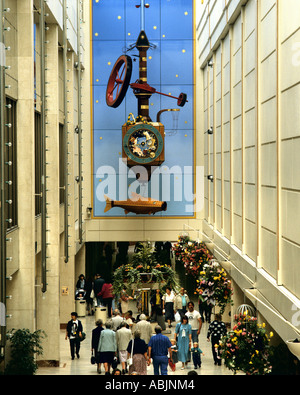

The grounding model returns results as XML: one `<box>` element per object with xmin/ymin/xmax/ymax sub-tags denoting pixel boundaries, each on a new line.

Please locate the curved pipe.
<box><xmin>156</xmin><ymin>108</ymin><xmax>179</xmax><ymax>123</ymax></box>
<box><xmin>77</xmin><ymin>0</ymin><xmax>83</xmax><ymax>245</ymax></box>
<box><xmin>63</xmin><ymin>0</ymin><xmax>69</xmax><ymax>263</ymax></box>
<box><xmin>40</xmin><ymin>0</ymin><xmax>47</xmax><ymax>293</ymax></box>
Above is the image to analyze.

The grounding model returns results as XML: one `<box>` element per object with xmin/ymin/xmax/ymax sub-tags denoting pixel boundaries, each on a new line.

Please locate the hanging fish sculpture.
<box><xmin>104</xmin><ymin>192</ymin><xmax>167</xmax><ymax>215</ymax></box>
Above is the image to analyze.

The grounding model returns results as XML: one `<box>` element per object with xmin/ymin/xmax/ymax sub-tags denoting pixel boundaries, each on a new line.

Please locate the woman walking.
<box><xmin>91</xmin><ymin>319</ymin><xmax>104</xmax><ymax>373</ymax></box>
<box><xmin>98</xmin><ymin>278</ymin><xmax>114</xmax><ymax>318</ymax></box>
<box><xmin>98</xmin><ymin>320</ymin><xmax>117</xmax><ymax>375</ymax></box>
<box><xmin>175</xmin><ymin>315</ymin><xmax>192</xmax><ymax>370</ymax></box>
<box><xmin>163</xmin><ymin>287</ymin><xmax>175</xmax><ymax>328</ymax></box>
<box><xmin>126</xmin><ymin>329</ymin><xmax>148</xmax><ymax>375</ymax></box>
<box><xmin>119</xmin><ymin>287</ymin><xmax>132</xmax><ymax>316</ymax></box>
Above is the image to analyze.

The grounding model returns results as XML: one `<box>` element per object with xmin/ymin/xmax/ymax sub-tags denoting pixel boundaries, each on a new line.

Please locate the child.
<box><xmin>168</xmin><ymin>339</ymin><xmax>178</xmax><ymax>372</ymax></box>
<box><xmin>191</xmin><ymin>342</ymin><xmax>203</xmax><ymax>369</ymax></box>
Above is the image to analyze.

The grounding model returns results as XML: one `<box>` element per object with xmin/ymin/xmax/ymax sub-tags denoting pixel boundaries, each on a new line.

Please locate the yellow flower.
<box><xmin>270</xmin><ymin>332</ymin><xmax>273</xmax><ymax>338</ymax></box>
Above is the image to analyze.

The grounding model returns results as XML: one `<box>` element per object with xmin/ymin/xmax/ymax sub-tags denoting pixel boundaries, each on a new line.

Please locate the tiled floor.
<box><xmin>37</xmin><ymin>302</ymin><xmax>237</xmax><ymax>376</ymax></box>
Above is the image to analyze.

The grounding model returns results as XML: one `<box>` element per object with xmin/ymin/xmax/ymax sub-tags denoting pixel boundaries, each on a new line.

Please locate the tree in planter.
<box><xmin>5</xmin><ymin>328</ymin><xmax>47</xmax><ymax>375</ymax></box>
<box><xmin>113</xmin><ymin>242</ymin><xmax>180</xmax><ymax>294</ymax></box>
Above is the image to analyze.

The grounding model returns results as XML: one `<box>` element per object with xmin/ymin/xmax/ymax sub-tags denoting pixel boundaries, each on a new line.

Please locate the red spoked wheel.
<box><xmin>177</xmin><ymin>92</ymin><xmax>187</xmax><ymax>107</ymax></box>
<box><xmin>106</xmin><ymin>55</ymin><xmax>132</xmax><ymax>108</ymax></box>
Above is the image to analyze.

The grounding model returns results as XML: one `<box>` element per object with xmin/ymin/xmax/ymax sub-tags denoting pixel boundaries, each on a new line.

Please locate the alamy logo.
<box><xmin>96</xmin><ymin>159</ymin><xmax>204</xmax><ymax>213</ymax></box>
<box><xmin>0</xmin><ymin>302</ymin><xmax>5</xmax><ymax>327</ymax></box>
<box><xmin>291</xmin><ymin>304</ymin><xmax>300</xmax><ymax>328</ymax></box>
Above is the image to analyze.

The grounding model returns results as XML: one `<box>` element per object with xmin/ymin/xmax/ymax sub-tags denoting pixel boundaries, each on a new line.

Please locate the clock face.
<box><xmin>123</xmin><ymin>124</ymin><xmax>164</xmax><ymax>164</ymax></box>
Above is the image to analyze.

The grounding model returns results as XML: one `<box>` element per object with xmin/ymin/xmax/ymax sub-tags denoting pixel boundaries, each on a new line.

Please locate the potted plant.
<box><xmin>180</xmin><ymin>240</ymin><xmax>213</xmax><ymax>277</ymax></box>
<box><xmin>173</xmin><ymin>235</ymin><xmax>190</xmax><ymax>264</ymax></box>
<box><xmin>113</xmin><ymin>242</ymin><xmax>180</xmax><ymax>294</ymax></box>
<box><xmin>218</xmin><ymin>313</ymin><xmax>273</xmax><ymax>375</ymax></box>
<box><xmin>195</xmin><ymin>261</ymin><xmax>233</xmax><ymax>315</ymax></box>
<box><xmin>4</xmin><ymin>328</ymin><xmax>47</xmax><ymax>375</ymax></box>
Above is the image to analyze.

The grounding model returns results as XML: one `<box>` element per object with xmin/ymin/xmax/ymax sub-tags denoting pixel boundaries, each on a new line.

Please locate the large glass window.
<box><xmin>34</xmin><ymin>111</ymin><xmax>41</xmax><ymax>216</ymax></box>
<box><xmin>5</xmin><ymin>97</ymin><xmax>17</xmax><ymax>230</ymax></box>
<box><xmin>59</xmin><ymin>123</ymin><xmax>65</xmax><ymax>204</ymax></box>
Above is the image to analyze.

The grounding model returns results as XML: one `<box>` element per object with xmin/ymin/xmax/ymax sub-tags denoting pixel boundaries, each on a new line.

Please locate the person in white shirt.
<box><xmin>185</xmin><ymin>301</ymin><xmax>202</xmax><ymax>343</ymax></box>
<box><xmin>116</xmin><ymin>321</ymin><xmax>132</xmax><ymax>374</ymax></box>
<box><xmin>162</xmin><ymin>287</ymin><xmax>176</xmax><ymax>328</ymax></box>
<box><xmin>174</xmin><ymin>287</ymin><xmax>190</xmax><ymax>319</ymax></box>
<box><xmin>112</xmin><ymin>309</ymin><xmax>125</xmax><ymax>331</ymax></box>
<box><xmin>135</xmin><ymin>314</ymin><xmax>153</xmax><ymax>345</ymax></box>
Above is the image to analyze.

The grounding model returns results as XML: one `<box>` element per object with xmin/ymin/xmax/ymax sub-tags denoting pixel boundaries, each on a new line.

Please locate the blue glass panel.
<box><xmin>93</xmin><ymin>41</ymin><xmax>126</xmax><ymax>87</ymax></box>
<box><xmin>161</xmin><ymin>40</ymin><xmax>193</xmax><ymax>85</ymax></box>
<box><xmin>92</xmin><ymin>0</ymin><xmax>195</xmax><ymax>217</ymax></box>
<box><xmin>92</xmin><ymin>0</ymin><xmax>125</xmax><ymax>41</ymax></box>
<box><xmin>161</xmin><ymin>0</ymin><xmax>193</xmax><ymax>40</ymax></box>
<box><xmin>93</xmin><ymin>129</ymin><xmax>122</xmax><ymax>173</ymax></box>
<box><xmin>93</xmin><ymin>85</ymin><xmax>126</xmax><ymax>130</ymax></box>
<box><xmin>125</xmin><ymin>0</ymin><xmax>161</xmax><ymax>41</ymax></box>
<box><xmin>163</xmin><ymin>129</ymin><xmax>194</xmax><ymax>169</ymax></box>
<box><xmin>93</xmin><ymin>172</ymin><xmax>194</xmax><ymax>218</ymax></box>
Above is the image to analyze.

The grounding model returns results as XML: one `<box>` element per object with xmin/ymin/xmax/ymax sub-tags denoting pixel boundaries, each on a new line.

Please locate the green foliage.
<box><xmin>195</xmin><ymin>262</ymin><xmax>233</xmax><ymax>315</ymax></box>
<box><xmin>219</xmin><ymin>313</ymin><xmax>273</xmax><ymax>375</ymax></box>
<box><xmin>113</xmin><ymin>242</ymin><xmax>180</xmax><ymax>294</ymax></box>
<box><xmin>4</xmin><ymin>328</ymin><xmax>47</xmax><ymax>375</ymax></box>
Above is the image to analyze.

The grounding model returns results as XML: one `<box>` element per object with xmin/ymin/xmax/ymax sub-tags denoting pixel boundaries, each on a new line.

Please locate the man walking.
<box><xmin>207</xmin><ymin>313</ymin><xmax>227</xmax><ymax>365</ymax></box>
<box><xmin>148</xmin><ymin>325</ymin><xmax>172</xmax><ymax>375</ymax></box>
<box><xmin>136</xmin><ymin>314</ymin><xmax>153</xmax><ymax>346</ymax></box>
<box><xmin>116</xmin><ymin>321</ymin><xmax>132</xmax><ymax>374</ymax></box>
<box><xmin>65</xmin><ymin>312</ymin><xmax>83</xmax><ymax>360</ymax></box>
<box><xmin>94</xmin><ymin>273</ymin><xmax>105</xmax><ymax>307</ymax></box>
<box><xmin>185</xmin><ymin>301</ymin><xmax>202</xmax><ymax>343</ymax></box>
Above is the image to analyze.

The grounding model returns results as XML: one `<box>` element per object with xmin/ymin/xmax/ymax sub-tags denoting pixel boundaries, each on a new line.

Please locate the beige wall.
<box><xmin>2</xmin><ymin>0</ymin><xmax>87</xmax><ymax>364</ymax></box>
<box><xmin>198</xmin><ymin>0</ymin><xmax>300</xmax><ymax>342</ymax></box>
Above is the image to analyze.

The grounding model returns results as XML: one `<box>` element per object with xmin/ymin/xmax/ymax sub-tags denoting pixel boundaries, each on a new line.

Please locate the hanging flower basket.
<box><xmin>173</xmin><ymin>235</ymin><xmax>190</xmax><ymax>263</ymax></box>
<box><xmin>195</xmin><ymin>261</ymin><xmax>233</xmax><ymax>314</ymax></box>
<box><xmin>113</xmin><ymin>242</ymin><xmax>179</xmax><ymax>294</ymax></box>
<box><xmin>218</xmin><ymin>313</ymin><xmax>273</xmax><ymax>375</ymax></box>
<box><xmin>180</xmin><ymin>240</ymin><xmax>213</xmax><ymax>277</ymax></box>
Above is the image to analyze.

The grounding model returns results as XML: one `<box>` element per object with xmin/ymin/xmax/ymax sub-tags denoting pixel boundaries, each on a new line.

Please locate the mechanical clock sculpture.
<box><xmin>105</xmin><ymin>1</ymin><xmax>188</xmax><ymax>214</ymax></box>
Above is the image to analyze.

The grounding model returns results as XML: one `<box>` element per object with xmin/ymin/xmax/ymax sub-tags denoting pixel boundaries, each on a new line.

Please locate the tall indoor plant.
<box><xmin>4</xmin><ymin>328</ymin><xmax>46</xmax><ymax>375</ymax></box>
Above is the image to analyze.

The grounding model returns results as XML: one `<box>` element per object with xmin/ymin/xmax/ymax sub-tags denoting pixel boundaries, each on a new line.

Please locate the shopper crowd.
<box><xmin>68</xmin><ymin>274</ymin><xmax>228</xmax><ymax>375</ymax></box>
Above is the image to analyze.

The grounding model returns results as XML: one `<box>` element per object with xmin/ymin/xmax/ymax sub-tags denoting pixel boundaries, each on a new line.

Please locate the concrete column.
<box><xmin>36</xmin><ymin>23</ymin><xmax>60</xmax><ymax>364</ymax></box>
<box><xmin>6</xmin><ymin>0</ymin><xmax>36</xmax><ymax>332</ymax></box>
<box><xmin>60</xmin><ymin>49</ymin><xmax>76</xmax><ymax>325</ymax></box>
<box><xmin>230</xmin><ymin>279</ymin><xmax>245</xmax><ymax>328</ymax></box>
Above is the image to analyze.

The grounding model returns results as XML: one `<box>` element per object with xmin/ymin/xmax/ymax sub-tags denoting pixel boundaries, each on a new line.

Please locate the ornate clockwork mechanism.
<box><xmin>104</xmin><ymin>1</ymin><xmax>189</xmax><ymax>212</ymax></box>
<box><xmin>123</xmin><ymin>123</ymin><xmax>164</xmax><ymax>165</ymax></box>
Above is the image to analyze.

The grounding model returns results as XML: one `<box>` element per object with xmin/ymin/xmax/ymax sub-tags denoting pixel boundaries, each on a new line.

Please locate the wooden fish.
<box><xmin>104</xmin><ymin>192</ymin><xmax>167</xmax><ymax>215</ymax></box>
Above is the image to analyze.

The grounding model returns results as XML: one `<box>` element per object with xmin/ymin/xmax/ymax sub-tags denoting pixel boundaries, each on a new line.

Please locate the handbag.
<box><xmin>90</xmin><ymin>289</ymin><xmax>95</xmax><ymax>299</ymax></box>
<box><xmin>79</xmin><ymin>332</ymin><xmax>86</xmax><ymax>342</ymax></box>
<box><xmin>127</xmin><ymin>338</ymin><xmax>134</xmax><ymax>368</ymax></box>
<box><xmin>91</xmin><ymin>350</ymin><xmax>96</xmax><ymax>365</ymax></box>
<box><xmin>112</xmin><ymin>356</ymin><xmax>118</xmax><ymax>369</ymax></box>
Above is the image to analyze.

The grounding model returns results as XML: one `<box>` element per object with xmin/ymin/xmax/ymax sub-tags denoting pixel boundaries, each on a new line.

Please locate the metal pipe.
<box><xmin>140</xmin><ymin>0</ymin><xmax>145</xmax><ymax>31</ymax></box>
<box><xmin>40</xmin><ymin>0</ymin><xmax>47</xmax><ymax>293</ymax></box>
<box><xmin>63</xmin><ymin>0</ymin><xmax>69</xmax><ymax>263</ymax></box>
<box><xmin>77</xmin><ymin>0</ymin><xmax>82</xmax><ymax>245</ymax></box>
<box><xmin>0</xmin><ymin>0</ymin><xmax>7</xmax><ymax>358</ymax></box>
